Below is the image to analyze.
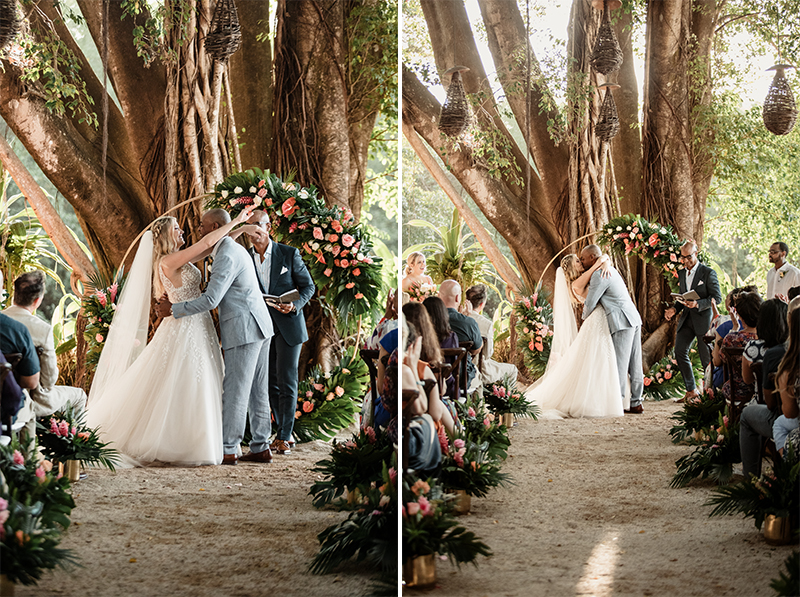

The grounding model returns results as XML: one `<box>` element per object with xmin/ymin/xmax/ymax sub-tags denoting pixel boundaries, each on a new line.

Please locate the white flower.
<box><xmin>626</xmin><ymin>226</ymin><xmax>631</xmax><ymax>230</ymax></box>
<box><xmin>616</xmin><ymin>226</ymin><xmax>622</xmax><ymax>231</ymax></box>
<box><xmin>253</xmin><ymin>196</ymin><xmax>262</xmax><ymax>206</ymax></box>
<box><xmin>229</xmin><ymin>199</ymin><xmax>237</xmax><ymax>206</ymax></box>
<box><xmin>234</xmin><ymin>186</ymin><xmax>243</xmax><ymax>194</ymax></box>
<box><xmin>357</xmin><ymin>253</ymin><xmax>364</xmax><ymax>261</ymax></box>
<box><xmin>221</xmin><ymin>190</ymin><xmax>229</xmax><ymax>199</ymax></box>
<box><xmin>311</xmin><ymin>242</ymin><xmax>320</xmax><ymax>251</ymax></box>
<box><xmin>299</xmin><ymin>189</ymin><xmax>309</xmax><ymax>199</ymax></box>
<box><xmin>311</xmin><ymin>218</ymin><xmax>319</xmax><ymax>225</ymax></box>
<box><xmin>324</xmin><ymin>244</ymin><xmax>333</xmax><ymax>252</ymax></box>
<box><xmin>112</xmin><ymin>303</ymin><xmax>117</xmax><ymax>310</ymax></box>
<box><xmin>249</xmin><ymin>186</ymin><xmax>257</xmax><ymax>193</ymax></box>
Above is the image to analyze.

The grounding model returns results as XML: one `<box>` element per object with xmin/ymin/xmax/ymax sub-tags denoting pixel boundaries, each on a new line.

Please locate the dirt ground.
<box><xmin>14</xmin><ymin>430</ymin><xmax>379</xmax><ymax>597</ymax></box>
<box><xmin>12</xmin><ymin>400</ymin><xmax>796</xmax><ymax>597</ymax></box>
<box><xmin>407</xmin><ymin>400</ymin><xmax>796</xmax><ymax>597</ymax></box>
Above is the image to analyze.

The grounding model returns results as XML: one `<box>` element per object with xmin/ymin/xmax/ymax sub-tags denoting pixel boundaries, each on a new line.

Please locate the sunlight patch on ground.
<box><xmin>574</xmin><ymin>530</ymin><xmax>619</xmax><ymax>597</ymax></box>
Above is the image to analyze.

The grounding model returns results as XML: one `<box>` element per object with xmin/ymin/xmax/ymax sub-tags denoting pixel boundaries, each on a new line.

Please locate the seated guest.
<box><xmin>742</xmin><ymin>298</ymin><xmax>788</xmax><ymax>400</ymax></box>
<box><xmin>3</xmin><ymin>271</ymin><xmax>87</xmax><ymax>418</ymax></box>
<box><xmin>365</xmin><ymin>288</ymin><xmax>398</xmax><ymax>350</ymax></box>
<box><xmin>740</xmin><ymin>297</ymin><xmax>800</xmax><ymax>477</ymax></box>
<box><xmin>437</xmin><ymin>280</ymin><xmax>482</xmax><ymax>391</ymax></box>
<box><xmin>0</xmin><ymin>311</ymin><xmax>40</xmax><ymax>442</ymax></box>
<box><xmin>402</xmin><ymin>302</ymin><xmax>456</xmax><ymax>433</ymax></box>
<box><xmin>710</xmin><ymin>286</ymin><xmax>755</xmax><ymax>389</ymax></box>
<box><xmin>422</xmin><ymin>296</ymin><xmax>460</xmax><ymax>400</ymax></box>
<box><xmin>464</xmin><ymin>284</ymin><xmax>519</xmax><ymax>387</ymax></box>
<box><xmin>713</xmin><ymin>291</ymin><xmax>761</xmax><ymax>405</ymax></box>
<box><xmin>1</xmin><ymin>352</ymin><xmax>24</xmax><ymax>423</ymax></box>
<box><xmin>788</xmin><ymin>286</ymin><xmax>800</xmax><ymax>302</ymax></box>
<box><xmin>774</xmin><ymin>299</ymin><xmax>800</xmax><ymax>455</ymax></box>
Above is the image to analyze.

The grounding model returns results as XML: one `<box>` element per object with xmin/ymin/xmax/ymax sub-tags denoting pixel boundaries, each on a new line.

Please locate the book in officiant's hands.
<box><xmin>264</xmin><ymin>289</ymin><xmax>301</xmax><ymax>308</ymax></box>
<box><xmin>671</xmin><ymin>290</ymin><xmax>700</xmax><ymax>304</ymax></box>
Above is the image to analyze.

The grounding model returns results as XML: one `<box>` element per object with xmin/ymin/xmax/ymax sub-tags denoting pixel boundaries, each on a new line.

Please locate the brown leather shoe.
<box><xmin>221</xmin><ymin>453</ymin><xmax>238</xmax><ymax>465</ymax></box>
<box><xmin>624</xmin><ymin>404</ymin><xmax>644</xmax><ymax>414</ymax></box>
<box><xmin>239</xmin><ymin>448</ymin><xmax>273</xmax><ymax>463</ymax></box>
<box><xmin>273</xmin><ymin>440</ymin><xmax>292</xmax><ymax>455</ymax></box>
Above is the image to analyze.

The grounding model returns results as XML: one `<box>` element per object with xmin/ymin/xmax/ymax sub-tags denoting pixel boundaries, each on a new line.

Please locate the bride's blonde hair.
<box><xmin>560</xmin><ymin>254</ymin><xmax>582</xmax><ymax>306</ymax></box>
<box><xmin>405</xmin><ymin>252</ymin><xmax>425</xmax><ymax>276</ymax></box>
<box><xmin>151</xmin><ymin>216</ymin><xmax>180</xmax><ymax>299</ymax></box>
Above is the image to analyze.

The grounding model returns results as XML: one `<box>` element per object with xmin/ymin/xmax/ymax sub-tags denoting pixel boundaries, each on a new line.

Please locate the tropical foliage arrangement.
<box><xmin>310</xmin><ymin>461</ymin><xmax>397</xmax><ymax>580</ymax></box>
<box><xmin>308</xmin><ymin>426</ymin><xmax>394</xmax><ymax>508</ymax></box>
<box><xmin>36</xmin><ymin>405</ymin><xmax>119</xmax><ymax>470</ymax></box>
<box><xmin>81</xmin><ymin>272</ymin><xmax>123</xmax><ymax>373</ymax></box>
<box><xmin>207</xmin><ymin>168</ymin><xmax>383</xmax><ymax>321</ymax></box>
<box><xmin>437</xmin><ymin>432</ymin><xmax>511</xmax><ymax>498</ymax></box>
<box><xmin>669</xmin><ymin>386</ymin><xmax>726</xmax><ymax>444</ymax></box>
<box><xmin>596</xmin><ymin>214</ymin><xmax>685</xmax><ymax>291</ymax></box>
<box><xmin>513</xmin><ymin>290</ymin><xmax>554</xmax><ymax>381</ymax></box>
<box><xmin>671</xmin><ymin>411</ymin><xmax>740</xmax><ymax>487</ymax></box>
<box><xmin>706</xmin><ymin>444</ymin><xmax>800</xmax><ymax>530</ymax></box>
<box><xmin>402</xmin><ymin>474</ymin><xmax>491</xmax><ymax>565</ymax></box>
<box><xmin>454</xmin><ymin>398</ymin><xmax>510</xmax><ymax>462</ymax></box>
<box><xmin>643</xmin><ymin>350</ymin><xmax>703</xmax><ymax>402</ymax></box>
<box><xmin>0</xmin><ymin>441</ymin><xmax>77</xmax><ymax>585</ymax></box>
<box><xmin>294</xmin><ymin>347</ymin><xmax>370</xmax><ymax>443</ymax></box>
<box><xmin>482</xmin><ymin>377</ymin><xmax>539</xmax><ymax>418</ymax></box>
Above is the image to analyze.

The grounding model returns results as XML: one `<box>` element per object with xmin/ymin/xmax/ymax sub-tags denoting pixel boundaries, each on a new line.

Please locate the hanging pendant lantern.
<box><xmin>590</xmin><ymin>0</ymin><xmax>623</xmax><ymax>76</ymax></box>
<box><xmin>763</xmin><ymin>64</ymin><xmax>797</xmax><ymax>135</ymax></box>
<box><xmin>596</xmin><ymin>85</ymin><xmax>620</xmax><ymax>143</ymax></box>
<box><xmin>438</xmin><ymin>66</ymin><xmax>472</xmax><ymax>138</ymax></box>
<box><xmin>204</xmin><ymin>0</ymin><xmax>242</xmax><ymax>62</ymax></box>
<box><xmin>0</xmin><ymin>0</ymin><xmax>20</xmax><ymax>53</ymax></box>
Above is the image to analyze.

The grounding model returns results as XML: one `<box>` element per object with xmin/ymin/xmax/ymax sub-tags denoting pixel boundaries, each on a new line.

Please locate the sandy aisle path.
<box><xmin>410</xmin><ymin>400</ymin><xmax>794</xmax><ymax>597</ymax></box>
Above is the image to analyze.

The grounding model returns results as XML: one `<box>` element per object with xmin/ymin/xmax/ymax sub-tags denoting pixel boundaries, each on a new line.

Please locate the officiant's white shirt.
<box><xmin>253</xmin><ymin>240</ymin><xmax>273</xmax><ymax>292</ymax></box>
<box><xmin>684</xmin><ymin>260</ymin><xmax>700</xmax><ymax>290</ymax></box>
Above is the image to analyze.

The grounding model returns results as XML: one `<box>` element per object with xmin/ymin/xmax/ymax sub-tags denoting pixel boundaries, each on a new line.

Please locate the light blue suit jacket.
<box><xmin>172</xmin><ymin>237</ymin><xmax>273</xmax><ymax>350</ymax></box>
<box><xmin>582</xmin><ymin>268</ymin><xmax>641</xmax><ymax>333</ymax></box>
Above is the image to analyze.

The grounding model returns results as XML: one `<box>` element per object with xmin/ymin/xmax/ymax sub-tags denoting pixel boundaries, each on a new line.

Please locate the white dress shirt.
<box><xmin>684</xmin><ymin>260</ymin><xmax>700</xmax><ymax>290</ymax></box>
<box><xmin>766</xmin><ymin>262</ymin><xmax>800</xmax><ymax>299</ymax></box>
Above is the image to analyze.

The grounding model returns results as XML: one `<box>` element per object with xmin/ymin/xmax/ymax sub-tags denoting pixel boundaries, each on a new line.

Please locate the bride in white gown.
<box><xmin>87</xmin><ymin>207</ymin><xmax>255</xmax><ymax>465</ymax></box>
<box><xmin>525</xmin><ymin>253</ymin><xmax>626</xmax><ymax>419</ymax></box>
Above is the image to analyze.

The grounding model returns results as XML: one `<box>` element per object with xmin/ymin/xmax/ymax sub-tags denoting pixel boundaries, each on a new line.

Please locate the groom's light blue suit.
<box><xmin>172</xmin><ymin>237</ymin><xmax>274</xmax><ymax>456</ymax></box>
<box><xmin>582</xmin><ymin>267</ymin><xmax>644</xmax><ymax>408</ymax></box>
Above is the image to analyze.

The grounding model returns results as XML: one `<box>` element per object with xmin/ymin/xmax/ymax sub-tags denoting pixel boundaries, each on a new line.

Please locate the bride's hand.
<box><xmin>234</xmin><ymin>204</ymin><xmax>257</xmax><ymax>224</ymax></box>
<box><xmin>599</xmin><ymin>254</ymin><xmax>612</xmax><ymax>278</ymax></box>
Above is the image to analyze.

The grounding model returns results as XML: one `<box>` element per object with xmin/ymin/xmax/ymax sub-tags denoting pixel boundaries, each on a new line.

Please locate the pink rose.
<box><xmin>643</xmin><ymin>377</ymin><xmax>652</xmax><ymax>386</ymax></box>
<box><xmin>483</xmin><ymin>418</ymin><xmax>491</xmax><ymax>427</ymax></box>
<box><xmin>35</xmin><ymin>466</ymin><xmax>46</xmax><ymax>482</ymax></box>
<box><xmin>355</xmin><ymin>293</ymin><xmax>364</xmax><ymax>299</ymax></box>
<box><xmin>324</xmin><ymin>268</ymin><xmax>333</xmax><ymax>277</ymax></box>
<box><xmin>467</xmin><ymin>407</ymin><xmax>476</xmax><ymax>417</ymax></box>
<box><xmin>313</xmin><ymin>383</ymin><xmax>324</xmax><ymax>391</ymax></box>
<box><xmin>313</xmin><ymin>227</ymin><xmax>324</xmax><ymax>240</ymax></box>
<box><xmin>257</xmin><ymin>187</ymin><xmax>267</xmax><ymax>198</ymax></box>
<box><xmin>96</xmin><ymin>334</ymin><xmax>104</xmax><ymax>343</ymax></box>
<box><xmin>12</xmin><ymin>450</ymin><xmax>24</xmax><ymax>465</ymax></box>
<box><xmin>406</xmin><ymin>502</ymin><xmax>420</xmax><ymax>516</ymax></box>
<box><xmin>306</xmin><ymin>391</ymin><xmax>314</xmax><ymax>398</ymax></box>
<box><xmin>342</xmin><ymin>234</ymin><xmax>355</xmax><ymax>247</ymax></box>
<box><xmin>670</xmin><ymin>253</ymin><xmax>677</xmax><ymax>262</ymax></box>
<box><xmin>352</xmin><ymin>268</ymin><xmax>361</xmax><ymax>276</ymax></box>
<box><xmin>418</xmin><ymin>495</ymin><xmax>433</xmax><ymax>516</ymax></box>
<box><xmin>664</xmin><ymin>371</ymin><xmax>672</xmax><ymax>380</ymax></box>
<box><xmin>346</xmin><ymin>282</ymin><xmax>355</xmax><ymax>289</ymax></box>
<box><xmin>340</xmin><ymin>259</ymin><xmax>349</xmax><ymax>268</ymax></box>
<box><xmin>335</xmin><ymin>386</ymin><xmax>345</xmax><ymax>397</ymax></box>
<box><xmin>331</xmin><ymin>220</ymin><xmax>343</xmax><ymax>233</ymax></box>
<box><xmin>453</xmin><ymin>438</ymin><xmax>465</xmax><ymax>449</ymax></box>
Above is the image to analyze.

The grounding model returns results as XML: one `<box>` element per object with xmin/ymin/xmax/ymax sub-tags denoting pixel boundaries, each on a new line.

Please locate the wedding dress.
<box><xmin>87</xmin><ymin>232</ymin><xmax>224</xmax><ymax>466</ymax></box>
<box><xmin>525</xmin><ymin>267</ymin><xmax>625</xmax><ymax>419</ymax></box>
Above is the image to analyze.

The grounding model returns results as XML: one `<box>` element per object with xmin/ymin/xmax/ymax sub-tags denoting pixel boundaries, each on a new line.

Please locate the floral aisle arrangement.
<box><xmin>308</xmin><ymin>426</ymin><xmax>394</xmax><ymax>508</ymax></box>
<box><xmin>705</xmin><ymin>445</ymin><xmax>800</xmax><ymax>531</ymax></box>
<box><xmin>36</xmin><ymin>405</ymin><xmax>119</xmax><ymax>471</ymax></box>
<box><xmin>596</xmin><ymin>214</ymin><xmax>684</xmax><ymax>290</ymax></box>
<box><xmin>406</xmin><ymin>281</ymin><xmax>437</xmax><ymax>302</ymax></box>
<box><xmin>0</xmin><ymin>441</ymin><xmax>77</xmax><ymax>586</ymax></box>
<box><xmin>513</xmin><ymin>290</ymin><xmax>554</xmax><ymax>380</ymax></box>
<box><xmin>438</xmin><ymin>432</ymin><xmax>512</xmax><ymax>498</ymax></box>
<box><xmin>294</xmin><ymin>347</ymin><xmax>370</xmax><ymax>443</ymax></box>
<box><xmin>81</xmin><ymin>271</ymin><xmax>123</xmax><ymax>373</ymax></box>
<box><xmin>671</xmin><ymin>412</ymin><xmax>741</xmax><ymax>487</ymax></box>
<box><xmin>206</xmin><ymin>168</ymin><xmax>383</xmax><ymax>321</ymax></box>
<box><xmin>482</xmin><ymin>377</ymin><xmax>539</xmax><ymax>419</ymax></box>
<box><xmin>644</xmin><ymin>350</ymin><xmax>703</xmax><ymax>401</ymax></box>
<box><xmin>669</xmin><ymin>386</ymin><xmax>726</xmax><ymax>444</ymax></box>
<box><xmin>402</xmin><ymin>475</ymin><xmax>491</xmax><ymax>566</ymax></box>
<box><xmin>310</xmin><ymin>461</ymin><xmax>397</xmax><ymax>590</ymax></box>
<box><xmin>455</xmin><ymin>398</ymin><xmax>510</xmax><ymax>462</ymax></box>
<box><xmin>771</xmin><ymin>551</ymin><xmax>799</xmax><ymax>597</ymax></box>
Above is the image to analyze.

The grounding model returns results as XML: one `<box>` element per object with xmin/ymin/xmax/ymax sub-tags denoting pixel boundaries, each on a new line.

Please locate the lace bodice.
<box><xmin>159</xmin><ymin>263</ymin><xmax>203</xmax><ymax>303</ymax></box>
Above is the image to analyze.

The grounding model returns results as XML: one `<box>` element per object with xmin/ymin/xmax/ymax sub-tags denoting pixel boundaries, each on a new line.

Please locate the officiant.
<box><xmin>664</xmin><ymin>240</ymin><xmax>721</xmax><ymax>402</ymax></box>
<box><xmin>246</xmin><ymin>210</ymin><xmax>315</xmax><ymax>455</ymax></box>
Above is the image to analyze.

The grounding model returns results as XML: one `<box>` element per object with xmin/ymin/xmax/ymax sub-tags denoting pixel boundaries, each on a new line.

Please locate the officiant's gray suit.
<box><xmin>172</xmin><ymin>236</ymin><xmax>274</xmax><ymax>456</ymax></box>
<box><xmin>583</xmin><ymin>268</ymin><xmax>644</xmax><ymax>408</ymax></box>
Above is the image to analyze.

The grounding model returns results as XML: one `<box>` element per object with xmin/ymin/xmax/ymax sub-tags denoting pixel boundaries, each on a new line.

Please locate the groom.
<box><xmin>580</xmin><ymin>245</ymin><xmax>644</xmax><ymax>413</ymax></box>
<box><xmin>159</xmin><ymin>208</ymin><xmax>275</xmax><ymax>465</ymax></box>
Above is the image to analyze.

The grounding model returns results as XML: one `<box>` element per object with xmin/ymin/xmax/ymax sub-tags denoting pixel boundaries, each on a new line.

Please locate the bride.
<box><xmin>525</xmin><ymin>253</ymin><xmax>626</xmax><ymax>418</ymax></box>
<box><xmin>87</xmin><ymin>206</ymin><xmax>255</xmax><ymax>465</ymax></box>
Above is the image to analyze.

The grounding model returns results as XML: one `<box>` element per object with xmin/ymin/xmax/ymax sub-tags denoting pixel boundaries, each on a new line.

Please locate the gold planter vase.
<box><xmin>59</xmin><ymin>460</ymin><xmax>81</xmax><ymax>483</ymax></box>
<box><xmin>403</xmin><ymin>553</ymin><xmax>436</xmax><ymax>588</ymax></box>
<box><xmin>764</xmin><ymin>514</ymin><xmax>796</xmax><ymax>545</ymax></box>
<box><xmin>1</xmin><ymin>573</ymin><xmax>14</xmax><ymax>596</ymax></box>
<box><xmin>499</xmin><ymin>413</ymin><xmax>514</xmax><ymax>428</ymax></box>
<box><xmin>451</xmin><ymin>489</ymin><xmax>471</xmax><ymax>515</ymax></box>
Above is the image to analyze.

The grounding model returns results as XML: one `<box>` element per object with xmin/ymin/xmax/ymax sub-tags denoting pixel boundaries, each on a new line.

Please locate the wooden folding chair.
<box><xmin>359</xmin><ymin>348</ymin><xmax>380</xmax><ymax>428</ymax></box>
<box><xmin>721</xmin><ymin>345</ymin><xmax>747</xmax><ymax>424</ymax></box>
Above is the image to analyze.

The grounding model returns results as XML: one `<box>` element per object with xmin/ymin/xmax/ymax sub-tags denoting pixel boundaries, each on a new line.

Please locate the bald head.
<box><xmin>579</xmin><ymin>244</ymin><xmax>602</xmax><ymax>271</ymax></box>
<box><xmin>204</xmin><ymin>208</ymin><xmax>231</xmax><ymax>228</ymax></box>
<box><xmin>438</xmin><ymin>279</ymin><xmax>462</xmax><ymax>309</ymax></box>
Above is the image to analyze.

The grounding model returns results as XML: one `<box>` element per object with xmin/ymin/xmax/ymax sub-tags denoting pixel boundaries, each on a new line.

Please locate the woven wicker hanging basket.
<box><xmin>0</xmin><ymin>0</ymin><xmax>20</xmax><ymax>53</ymax></box>
<box><xmin>590</xmin><ymin>1</ymin><xmax>623</xmax><ymax>76</ymax></box>
<box><xmin>439</xmin><ymin>66</ymin><xmax>472</xmax><ymax>138</ymax></box>
<box><xmin>205</xmin><ymin>0</ymin><xmax>242</xmax><ymax>63</ymax></box>
<box><xmin>595</xmin><ymin>85</ymin><xmax>620</xmax><ymax>142</ymax></box>
<box><xmin>763</xmin><ymin>65</ymin><xmax>797</xmax><ymax>136</ymax></box>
